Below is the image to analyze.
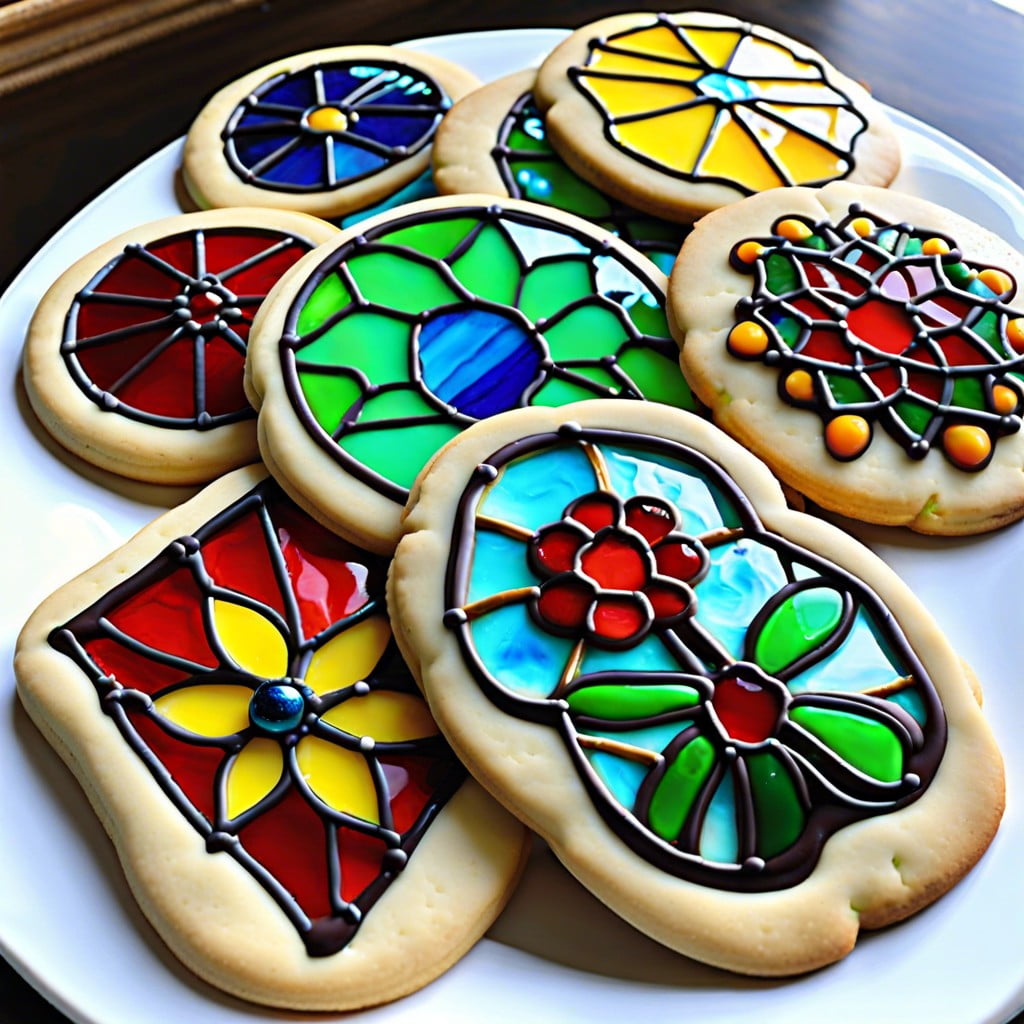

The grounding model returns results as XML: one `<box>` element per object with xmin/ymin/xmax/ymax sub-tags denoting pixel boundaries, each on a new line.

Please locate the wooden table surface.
<box><xmin>1</xmin><ymin>0</ymin><xmax>1022</xmax><ymax>1020</ymax></box>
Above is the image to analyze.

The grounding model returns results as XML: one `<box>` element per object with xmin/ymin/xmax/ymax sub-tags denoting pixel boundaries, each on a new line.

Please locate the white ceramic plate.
<box><xmin>1</xmin><ymin>28</ymin><xmax>1022</xmax><ymax>1024</ymax></box>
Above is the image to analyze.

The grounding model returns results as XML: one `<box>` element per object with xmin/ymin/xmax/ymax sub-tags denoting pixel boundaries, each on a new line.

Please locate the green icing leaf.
<box><xmin>617</xmin><ymin>348</ymin><xmax>697</xmax><ymax>409</ymax></box>
<box><xmin>297</xmin><ymin>312</ymin><xmax>411</xmax><ymax>384</ymax></box>
<box><xmin>339</xmin><ymin>420</ymin><xmax>461</xmax><ymax>490</ymax></box>
<box><xmin>951</xmin><ymin>376</ymin><xmax>986</xmax><ymax>411</ymax></box>
<box><xmin>449</xmin><ymin>223</ymin><xmax>520</xmax><ymax>306</ymax></box>
<box><xmin>297</xmin><ymin>371</ymin><xmax>362</xmax><ymax>434</ymax></box>
<box><xmin>567</xmin><ymin>682</ymin><xmax>700</xmax><ymax>721</ymax></box>
<box><xmin>376</xmin><ymin>217</ymin><xmax>478</xmax><ymax>258</ymax></box>
<box><xmin>296</xmin><ymin>273</ymin><xmax>352</xmax><ymax>335</ymax></box>
<box><xmin>765</xmin><ymin>252</ymin><xmax>798</xmax><ymax>295</ymax></box>
<box><xmin>789</xmin><ymin>705</ymin><xmax>903</xmax><ymax>782</ymax></box>
<box><xmin>893</xmin><ymin>398</ymin><xmax>933</xmax><ymax>434</ymax></box>
<box><xmin>544</xmin><ymin>303</ymin><xmax>627</xmax><ymax>362</ymax></box>
<box><xmin>530</xmin><ymin>376</ymin><xmax>603</xmax><ymax>406</ymax></box>
<box><xmin>752</xmin><ymin>586</ymin><xmax>845</xmax><ymax>676</ymax></box>
<box><xmin>518</xmin><ymin>258</ymin><xmax>593</xmax><ymax>323</ymax></box>
<box><xmin>745</xmin><ymin>750</ymin><xmax>804</xmax><ymax>858</ymax></box>
<box><xmin>827</xmin><ymin>373</ymin><xmax>871</xmax><ymax>405</ymax></box>
<box><xmin>346</xmin><ymin>250</ymin><xmax>460</xmax><ymax>313</ymax></box>
<box><xmin>648</xmin><ymin>735</ymin><xmax>716</xmax><ymax>842</ymax></box>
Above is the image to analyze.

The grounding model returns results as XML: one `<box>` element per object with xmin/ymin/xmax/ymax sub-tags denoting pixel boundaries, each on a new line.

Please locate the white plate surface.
<box><xmin>1</xmin><ymin>27</ymin><xmax>1022</xmax><ymax>1024</ymax></box>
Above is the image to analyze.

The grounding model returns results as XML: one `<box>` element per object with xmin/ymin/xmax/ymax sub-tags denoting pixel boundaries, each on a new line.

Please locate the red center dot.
<box><xmin>189</xmin><ymin>290</ymin><xmax>223</xmax><ymax>323</ymax></box>
<box><xmin>711</xmin><ymin>676</ymin><xmax>781</xmax><ymax>743</ymax></box>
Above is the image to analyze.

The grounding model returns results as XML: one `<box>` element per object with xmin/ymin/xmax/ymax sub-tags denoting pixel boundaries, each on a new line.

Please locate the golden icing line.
<box><xmin>582</xmin><ymin>441</ymin><xmax>613</xmax><ymax>491</ymax></box>
<box><xmin>578</xmin><ymin>734</ymin><xmax>662</xmax><ymax>766</ymax></box>
<box><xmin>475</xmin><ymin>515</ymin><xmax>535</xmax><ymax>541</ymax></box>
<box><xmin>462</xmin><ymin>587</ymin><xmax>536</xmax><ymax>620</ymax></box>
<box><xmin>864</xmin><ymin>675</ymin><xmax>915</xmax><ymax>697</ymax></box>
<box><xmin>555</xmin><ymin>638</ymin><xmax>586</xmax><ymax>697</ymax></box>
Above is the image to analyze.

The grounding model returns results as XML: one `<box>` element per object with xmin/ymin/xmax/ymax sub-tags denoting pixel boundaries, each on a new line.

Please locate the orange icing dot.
<box><xmin>979</xmin><ymin>268</ymin><xmax>1013</xmax><ymax>295</ymax></box>
<box><xmin>784</xmin><ymin>369</ymin><xmax>815</xmax><ymax>402</ymax></box>
<box><xmin>776</xmin><ymin>219</ymin><xmax>812</xmax><ymax>242</ymax></box>
<box><xmin>992</xmin><ymin>384</ymin><xmax>1019</xmax><ymax>415</ymax></box>
<box><xmin>307</xmin><ymin>106</ymin><xmax>348</xmax><ymax>133</ymax></box>
<box><xmin>1006</xmin><ymin>317</ymin><xmax>1024</xmax><ymax>352</ymax></box>
<box><xmin>735</xmin><ymin>240</ymin><xmax>764</xmax><ymax>264</ymax></box>
<box><xmin>849</xmin><ymin>217</ymin><xmax>874</xmax><ymax>237</ymax></box>
<box><xmin>943</xmin><ymin>425</ymin><xmax>991</xmax><ymax>468</ymax></box>
<box><xmin>727</xmin><ymin>321</ymin><xmax>769</xmax><ymax>357</ymax></box>
<box><xmin>825</xmin><ymin>415</ymin><xmax>870</xmax><ymax>458</ymax></box>
<box><xmin>922</xmin><ymin>237</ymin><xmax>950</xmax><ymax>256</ymax></box>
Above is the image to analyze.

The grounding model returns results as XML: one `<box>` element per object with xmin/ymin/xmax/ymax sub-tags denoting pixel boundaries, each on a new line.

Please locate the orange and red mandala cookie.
<box><xmin>669</xmin><ymin>182</ymin><xmax>1024</xmax><ymax>534</ymax></box>
<box><xmin>13</xmin><ymin>465</ymin><xmax>528</xmax><ymax>1010</ymax></box>
<box><xmin>389</xmin><ymin>400</ymin><xmax>1004</xmax><ymax>977</ymax></box>
<box><xmin>245</xmin><ymin>194</ymin><xmax>701</xmax><ymax>553</ymax></box>
<box><xmin>22</xmin><ymin>208</ymin><xmax>338</xmax><ymax>484</ymax></box>
<box><xmin>182</xmin><ymin>46</ymin><xmax>479</xmax><ymax>218</ymax></box>
<box><xmin>534</xmin><ymin>11</ymin><xmax>901</xmax><ymax>222</ymax></box>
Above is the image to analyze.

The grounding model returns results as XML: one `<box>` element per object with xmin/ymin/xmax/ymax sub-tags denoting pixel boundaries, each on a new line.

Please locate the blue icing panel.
<box><xmin>578</xmin><ymin>633</ymin><xmax>683</xmax><ymax>677</ymax></box>
<box><xmin>351</xmin><ymin>111</ymin><xmax>436</xmax><ymax>149</ymax></box>
<box><xmin>331</xmin><ymin>139</ymin><xmax>388</xmax><ymax>183</ymax></box>
<box><xmin>466</xmin><ymin>530</ymin><xmax>535</xmax><ymax>605</ymax></box>
<box><xmin>321</xmin><ymin>68</ymin><xmax>364</xmax><ymax>102</ymax></box>
<box><xmin>699</xmin><ymin>768</ymin><xmax>738</xmax><ymax>863</ymax></box>
<box><xmin>694</xmin><ymin>539</ymin><xmax>788</xmax><ymax>660</ymax></box>
<box><xmin>601</xmin><ymin>445</ymin><xmax>734</xmax><ymax>533</ymax></box>
<box><xmin>261</xmin><ymin>140</ymin><xmax>326</xmax><ymax>186</ymax></box>
<box><xmin>468</xmin><ymin>601</ymin><xmax>574</xmax><ymax>699</ymax></box>
<box><xmin>233</xmin><ymin>133</ymin><xmax>295</xmax><ymax>168</ymax></box>
<box><xmin>479</xmin><ymin>444</ymin><xmax>598</xmax><ymax>532</ymax></box>
<box><xmin>338</xmin><ymin>169</ymin><xmax>436</xmax><ymax>228</ymax></box>
<box><xmin>787</xmin><ymin>608</ymin><xmax>906</xmax><ymax>696</ymax></box>
<box><xmin>260</xmin><ymin>75</ymin><xmax>316</xmax><ymax>109</ymax></box>
<box><xmin>586</xmin><ymin>749</ymin><xmax>647</xmax><ymax>810</ymax></box>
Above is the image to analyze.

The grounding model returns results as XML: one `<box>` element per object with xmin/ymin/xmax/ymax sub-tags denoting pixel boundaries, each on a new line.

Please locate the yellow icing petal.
<box><xmin>696</xmin><ymin>111</ymin><xmax>785</xmax><ymax>190</ymax></box>
<box><xmin>153</xmin><ymin>683</ymin><xmax>252</xmax><ymax>738</ymax></box>
<box><xmin>587</xmin><ymin>48</ymin><xmax>703</xmax><ymax>82</ymax></box>
<box><xmin>603</xmin><ymin>23</ymin><xmax>704</xmax><ymax>64</ymax></box>
<box><xmin>579</xmin><ymin>73</ymin><xmax>700</xmax><ymax>120</ymax></box>
<box><xmin>615</xmin><ymin>102</ymin><xmax>717</xmax><ymax>174</ymax></box>
<box><xmin>740</xmin><ymin>105</ymin><xmax>848</xmax><ymax>182</ymax></box>
<box><xmin>212</xmin><ymin>599</ymin><xmax>289</xmax><ymax>679</ymax></box>
<box><xmin>225</xmin><ymin>738</ymin><xmax>283</xmax><ymax>820</ymax></box>
<box><xmin>304</xmin><ymin>614</ymin><xmax>391</xmax><ymax>696</ymax></box>
<box><xmin>322</xmin><ymin>691</ymin><xmax>438</xmax><ymax>743</ymax></box>
<box><xmin>295</xmin><ymin>737</ymin><xmax>379</xmax><ymax>823</ymax></box>
<box><xmin>681</xmin><ymin>27</ymin><xmax>742</xmax><ymax>69</ymax></box>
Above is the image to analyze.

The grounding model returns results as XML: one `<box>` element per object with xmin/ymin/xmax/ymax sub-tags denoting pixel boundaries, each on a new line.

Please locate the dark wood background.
<box><xmin>1</xmin><ymin>0</ymin><xmax>1022</xmax><ymax>1020</ymax></box>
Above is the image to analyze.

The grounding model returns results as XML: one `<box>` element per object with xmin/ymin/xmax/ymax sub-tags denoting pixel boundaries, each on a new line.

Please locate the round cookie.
<box><xmin>534</xmin><ymin>11</ymin><xmax>901</xmax><ymax>223</ymax></box>
<box><xmin>245</xmin><ymin>193</ymin><xmax>701</xmax><ymax>553</ymax></box>
<box><xmin>22</xmin><ymin>208</ymin><xmax>338</xmax><ymax>484</ymax></box>
<box><xmin>432</xmin><ymin>68</ymin><xmax>689</xmax><ymax>273</ymax></box>
<box><xmin>182</xmin><ymin>46</ymin><xmax>479</xmax><ymax>218</ymax></box>
<box><xmin>389</xmin><ymin>400</ymin><xmax>1004</xmax><ymax>977</ymax></box>
<box><xmin>14</xmin><ymin>464</ymin><xmax>529</xmax><ymax>1010</ymax></box>
<box><xmin>669</xmin><ymin>181</ymin><xmax>1024</xmax><ymax>534</ymax></box>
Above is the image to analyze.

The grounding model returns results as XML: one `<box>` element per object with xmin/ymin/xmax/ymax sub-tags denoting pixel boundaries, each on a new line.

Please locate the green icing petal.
<box><xmin>297</xmin><ymin>371</ymin><xmax>362</xmax><ymax>435</ymax></box>
<box><xmin>354</xmin><ymin>387</ymin><xmax>437</xmax><ymax>424</ymax></box>
<box><xmin>376</xmin><ymin>216</ymin><xmax>478</xmax><ymax>258</ymax></box>
<box><xmin>296</xmin><ymin>273</ymin><xmax>353</xmax><ymax>335</ymax></box>
<box><xmin>449</xmin><ymin>223</ymin><xmax>520</xmax><ymax>306</ymax></box>
<box><xmin>567</xmin><ymin>683</ymin><xmax>701</xmax><ymax>721</ymax></box>
<box><xmin>346</xmin><ymin>250</ymin><xmax>460</xmax><ymax>313</ymax></box>
<box><xmin>297</xmin><ymin>312</ymin><xmax>411</xmax><ymax>384</ymax></box>
<box><xmin>544</xmin><ymin>303</ymin><xmax>628</xmax><ymax>362</ymax></box>
<box><xmin>790</xmin><ymin>705</ymin><xmax>903</xmax><ymax>782</ymax></box>
<box><xmin>518</xmin><ymin>258</ymin><xmax>593</xmax><ymax>322</ymax></box>
<box><xmin>745</xmin><ymin>750</ymin><xmax>804</xmax><ymax>858</ymax></box>
<box><xmin>617</xmin><ymin>347</ymin><xmax>698</xmax><ymax>409</ymax></box>
<box><xmin>753</xmin><ymin>586</ymin><xmax>845</xmax><ymax>676</ymax></box>
<box><xmin>648</xmin><ymin>735</ymin><xmax>716</xmax><ymax>842</ymax></box>
<box><xmin>530</xmin><ymin>376</ymin><xmax>602</xmax><ymax>406</ymax></box>
<box><xmin>338</xmin><ymin>420</ymin><xmax>460</xmax><ymax>491</ymax></box>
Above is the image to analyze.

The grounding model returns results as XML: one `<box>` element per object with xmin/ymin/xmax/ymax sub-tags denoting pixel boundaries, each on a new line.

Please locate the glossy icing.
<box><xmin>730</xmin><ymin>204</ymin><xmax>1024</xmax><ymax>469</ymax></box>
<box><xmin>568</xmin><ymin>14</ymin><xmax>868</xmax><ymax>194</ymax></box>
<box><xmin>49</xmin><ymin>480</ymin><xmax>463</xmax><ymax>955</ymax></box>
<box><xmin>223</xmin><ymin>61</ymin><xmax>451</xmax><ymax>193</ymax></box>
<box><xmin>281</xmin><ymin>202</ymin><xmax>699</xmax><ymax>502</ymax></box>
<box><xmin>443</xmin><ymin>425</ymin><xmax>945</xmax><ymax>889</ymax></box>
<box><xmin>65</xmin><ymin>227</ymin><xmax>314</xmax><ymax>428</ymax></box>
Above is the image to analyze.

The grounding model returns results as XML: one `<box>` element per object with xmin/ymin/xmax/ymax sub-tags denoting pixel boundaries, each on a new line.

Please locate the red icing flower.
<box><xmin>528</xmin><ymin>491</ymin><xmax>708</xmax><ymax>648</ymax></box>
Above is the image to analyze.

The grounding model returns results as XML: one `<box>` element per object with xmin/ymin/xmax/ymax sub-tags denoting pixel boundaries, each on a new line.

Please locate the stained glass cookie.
<box><xmin>13</xmin><ymin>465</ymin><xmax>528</xmax><ymax>1010</ymax></box>
<box><xmin>182</xmin><ymin>46</ymin><xmax>479</xmax><ymax>218</ymax></box>
<box><xmin>389</xmin><ymin>399</ymin><xmax>1004</xmax><ymax>976</ymax></box>
<box><xmin>22</xmin><ymin>208</ymin><xmax>338</xmax><ymax>484</ymax></box>
<box><xmin>245</xmin><ymin>194</ymin><xmax>701</xmax><ymax>553</ymax></box>
<box><xmin>534</xmin><ymin>12</ymin><xmax>901</xmax><ymax>222</ymax></box>
<box><xmin>432</xmin><ymin>68</ymin><xmax>689</xmax><ymax>273</ymax></box>
<box><xmin>669</xmin><ymin>181</ymin><xmax>1024</xmax><ymax>534</ymax></box>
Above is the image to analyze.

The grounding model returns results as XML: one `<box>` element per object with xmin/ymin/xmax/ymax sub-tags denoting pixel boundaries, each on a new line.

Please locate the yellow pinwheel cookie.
<box><xmin>535</xmin><ymin>11</ymin><xmax>901</xmax><ymax>222</ymax></box>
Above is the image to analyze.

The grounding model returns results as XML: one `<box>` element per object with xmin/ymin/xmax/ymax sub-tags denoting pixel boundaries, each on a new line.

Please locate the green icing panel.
<box><xmin>765</xmin><ymin>252</ymin><xmax>797</xmax><ymax>295</ymax></box>
<box><xmin>626</xmin><ymin>297</ymin><xmax>670</xmax><ymax>338</ymax></box>
<box><xmin>648</xmin><ymin>735</ymin><xmax>715</xmax><ymax>841</ymax></box>
<box><xmin>450</xmin><ymin>223</ymin><xmax>521</xmax><ymax>306</ymax></box>
<box><xmin>544</xmin><ymin>304</ymin><xmax>628</xmax><ymax>362</ymax></box>
<box><xmin>510</xmin><ymin>159</ymin><xmax>608</xmax><ymax>218</ymax></box>
<box><xmin>377</xmin><ymin>217</ymin><xmax>477</xmax><ymax>258</ymax></box>
<box><xmin>518</xmin><ymin>258</ymin><xmax>593</xmax><ymax>323</ymax></box>
<box><xmin>746</xmin><ymin>750</ymin><xmax>804</xmax><ymax>858</ymax></box>
<box><xmin>754</xmin><ymin>587</ymin><xmax>844</xmax><ymax>676</ymax></box>
<box><xmin>951</xmin><ymin>376</ymin><xmax>986</xmax><ymax>411</ymax></box>
<box><xmin>894</xmin><ymin>398</ymin><xmax>934</xmax><ymax>434</ymax></box>
<box><xmin>790</xmin><ymin>705</ymin><xmax>903</xmax><ymax>782</ymax></box>
<box><xmin>530</xmin><ymin>376</ymin><xmax>603</xmax><ymax>406</ymax></box>
<box><xmin>355</xmin><ymin>387</ymin><xmax>438</xmax><ymax>423</ymax></box>
<box><xmin>827</xmin><ymin>373</ymin><xmax>871</xmax><ymax>405</ymax></box>
<box><xmin>346</xmin><ymin>251</ymin><xmax>460</xmax><ymax>313</ymax></box>
<box><xmin>297</xmin><ymin>312</ymin><xmax>411</xmax><ymax>382</ymax></box>
<box><xmin>296</xmin><ymin>273</ymin><xmax>352</xmax><ymax>335</ymax></box>
<box><xmin>617</xmin><ymin>348</ymin><xmax>697</xmax><ymax>410</ymax></box>
<box><xmin>339</xmin><ymin>420</ymin><xmax>461</xmax><ymax>489</ymax></box>
<box><xmin>296</xmin><ymin>371</ymin><xmax>361</xmax><ymax>435</ymax></box>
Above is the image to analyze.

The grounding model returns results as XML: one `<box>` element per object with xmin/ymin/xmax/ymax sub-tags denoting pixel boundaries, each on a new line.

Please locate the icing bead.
<box><xmin>979</xmin><ymin>268</ymin><xmax>1012</xmax><ymax>295</ymax></box>
<box><xmin>992</xmin><ymin>384</ymin><xmax>1018</xmax><ymax>414</ymax></box>
<box><xmin>784</xmin><ymin>370</ymin><xmax>814</xmax><ymax>402</ymax></box>
<box><xmin>943</xmin><ymin>424</ymin><xmax>992</xmax><ymax>468</ymax></box>
<box><xmin>735</xmin><ymin>240</ymin><xmax>764</xmax><ymax>264</ymax></box>
<box><xmin>824</xmin><ymin>414</ymin><xmax>871</xmax><ymax>458</ymax></box>
<box><xmin>307</xmin><ymin>106</ymin><xmax>349</xmax><ymax>133</ymax></box>
<box><xmin>776</xmin><ymin>219</ymin><xmax>812</xmax><ymax>242</ymax></box>
<box><xmin>728</xmin><ymin>321</ymin><xmax>769</xmax><ymax>357</ymax></box>
<box><xmin>848</xmin><ymin>216</ymin><xmax>873</xmax><ymax>237</ymax></box>
<box><xmin>922</xmin><ymin>237</ymin><xmax>950</xmax><ymax>256</ymax></box>
<box><xmin>1007</xmin><ymin>317</ymin><xmax>1024</xmax><ymax>353</ymax></box>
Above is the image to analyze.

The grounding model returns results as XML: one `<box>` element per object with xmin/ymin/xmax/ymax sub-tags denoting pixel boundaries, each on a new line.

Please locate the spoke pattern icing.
<box><xmin>281</xmin><ymin>203</ymin><xmax>699</xmax><ymax>502</ymax></box>
<box><xmin>443</xmin><ymin>425</ymin><xmax>946</xmax><ymax>890</ymax></box>
<box><xmin>64</xmin><ymin>227</ymin><xmax>315</xmax><ymax>428</ymax></box>
<box><xmin>49</xmin><ymin>480</ymin><xmax>464</xmax><ymax>956</ymax></box>
<box><xmin>568</xmin><ymin>14</ymin><xmax>868</xmax><ymax>193</ymax></box>
<box><xmin>223</xmin><ymin>61</ymin><xmax>451</xmax><ymax>193</ymax></box>
<box><xmin>728</xmin><ymin>206</ymin><xmax>1024</xmax><ymax>469</ymax></box>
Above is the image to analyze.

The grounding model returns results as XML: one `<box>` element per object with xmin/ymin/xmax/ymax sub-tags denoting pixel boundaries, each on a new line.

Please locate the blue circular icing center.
<box><xmin>250</xmin><ymin>681</ymin><xmax>305</xmax><ymax>733</ymax></box>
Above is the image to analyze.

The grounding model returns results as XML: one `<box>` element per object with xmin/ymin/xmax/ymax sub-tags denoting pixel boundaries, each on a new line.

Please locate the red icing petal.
<box><xmin>711</xmin><ymin>676</ymin><xmax>782</xmax><ymax>743</ymax></box>
<box><xmin>654</xmin><ymin>542</ymin><xmax>704</xmax><ymax>583</ymax></box>
<box><xmin>85</xmin><ymin>637</ymin><xmax>190</xmax><ymax>696</ymax></box>
<box><xmin>937</xmin><ymin>333</ymin><xmax>991</xmax><ymax>368</ymax></box>
<box><xmin>581</xmin><ymin>534</ymin><xmax>647</xmax><ymax>590</ymax></box>
<box><xmin>93</xmin><ymin>244</ymin><xmax>189</xmax><ymax>300</ymax></box>
<box><xmin>846</xmin><ymin>297</ymin><xmax>918</xmax><ymax>355</ymax></box>
<box><xmin>113</xmin><ymin>336</ymin><xmax>197</xmax><ymax>418</ymax></box>
<box><xmin>625</xmin><ymin>501</ymin><xmax>674</xmax><ymax>544</ymax></box>
<box><xmin>537</xmin><ymin>580</ymin><xmax>591</xmax><ymax>630</ymax></box>
<box><xmin>800</xmin><ymin>329</ymin><xmax>851</xmax><ymax>364</ymax></box>
<box><xmin>213</xmin><ymin>239</ymin><xmax>312</xmax><ymax>295</ymax></box>
<box><xmin>201</xmin><ymin>507</ymin><xmax>286</xmax><ymax>618</ymax></box>
<box><xmin>646</xmin><ymin>582</ymin><xmax>690</xmax><ymax>620</ymax></box>
<box><xmin>75</xmin><ymin>323</ymin><xmax>180</xmax><ymax>393</ymax></box>
<box><xmin>534</xmin><ymin>526</ymin><xmax>583</xmax><ymax>573</ymax></box>
<box><xmin>592</xmin><ymin>596</ymin><xmax>646</xmax><ymax>642</ymax></box>
<box><xmin>202</xmin><ymin>333</ymin><xmax>249</xmax><ymax>416</ymax></box>
<box><xmin>568</xmin><ymin>494</ymin><xmax>616</xmax><ymax>532</ymax></box>
<box><xmin>336</xmin><ymin>826</ymin><xmax>389</xmax><ymax>903</ymax></box>
<box><xmin>380</xmin><ymin>754</ymin><xmax>439</xmax><ymax>833</ymax></box>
